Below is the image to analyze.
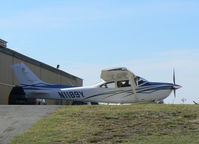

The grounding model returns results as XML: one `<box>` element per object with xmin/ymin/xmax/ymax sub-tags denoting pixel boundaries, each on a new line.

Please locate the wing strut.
<box><xmin>127</xmin><ymin>72</ymin><xmax>138</xmax><ymax>101</ymax></box>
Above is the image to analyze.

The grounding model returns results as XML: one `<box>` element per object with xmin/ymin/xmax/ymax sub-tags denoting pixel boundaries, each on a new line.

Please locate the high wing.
<box><xmin>100</xmin><ymin>67</ymin><xmax>137</xmax><ymax>95</ymax></box>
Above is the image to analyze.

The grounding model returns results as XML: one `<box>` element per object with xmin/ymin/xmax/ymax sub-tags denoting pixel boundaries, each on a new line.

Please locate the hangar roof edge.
<box><xmin>0</xmin><ymin>46</ymin><xmax>83</xmax><ymax>81</ymax></box>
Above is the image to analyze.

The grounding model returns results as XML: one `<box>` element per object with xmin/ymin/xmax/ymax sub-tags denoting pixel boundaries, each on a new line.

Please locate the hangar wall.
<box><xmin>0</xmin><ymin>41</ymin><xmax>83</xmax><ymax>105</ymax></box>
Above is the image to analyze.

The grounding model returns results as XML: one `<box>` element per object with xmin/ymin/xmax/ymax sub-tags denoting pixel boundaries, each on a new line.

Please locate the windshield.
<box><xmin>136</xmin><ymin>76</ymin><xmax>148</xmax><ymax>85</ymax></box>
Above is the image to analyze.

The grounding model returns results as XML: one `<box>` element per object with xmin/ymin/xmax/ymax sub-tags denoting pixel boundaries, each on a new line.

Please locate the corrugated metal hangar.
<box><xmin>0</xmin><ymin>39</ymin><xmax>83</xmax><ymax>105</ymax></box>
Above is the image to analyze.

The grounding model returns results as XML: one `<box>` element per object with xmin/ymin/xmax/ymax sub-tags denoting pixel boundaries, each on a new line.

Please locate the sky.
<box><xmin>0</xmin><ymin>0</ymin><xmax>199</xmax><ymax>104</ymax></box>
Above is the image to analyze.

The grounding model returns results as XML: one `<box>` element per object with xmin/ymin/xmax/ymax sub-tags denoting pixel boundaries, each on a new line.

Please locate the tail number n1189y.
<box><xmin>58</xmin><ymin>91</ymin><xmax>84</xmax><ymax>99</ymax></box>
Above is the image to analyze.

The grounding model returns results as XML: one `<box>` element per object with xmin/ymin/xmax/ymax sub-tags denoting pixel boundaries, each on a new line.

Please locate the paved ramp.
<box><xmin>0</xmin><ymin>105</ymin><xmax>61</xmax><ymax>144</ymax></box>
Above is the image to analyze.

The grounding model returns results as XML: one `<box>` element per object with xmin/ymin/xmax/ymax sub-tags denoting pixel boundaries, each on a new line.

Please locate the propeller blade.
<box><xmin>174</xmin><ymin>89</ymin><xmax>176</xmax><ymax>98</ymax></box>
<box><xmin>173</xmin><ymin>68</ymin><xmax>176</xmax><ymax>99</ymax></box>
<box><xmin>173</xmin><ymin>68</ymin><xmax>176</xmax><ymax>85</ymax></box>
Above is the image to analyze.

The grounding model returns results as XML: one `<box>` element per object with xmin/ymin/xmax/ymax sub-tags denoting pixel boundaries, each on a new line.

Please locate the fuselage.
<box><xmin>24</xmin><ymin>81</ymin><xmax>178</xmax><ymax>103</ymax></box>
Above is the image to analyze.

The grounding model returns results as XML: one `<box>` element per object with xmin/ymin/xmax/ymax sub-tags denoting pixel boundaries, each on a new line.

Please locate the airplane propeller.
<box><xmin>172</xmin><ymin>68</ymin><xmax>182</xmax><ymax>98</ymax></box>
<box><xmin>173</xmin><ymin>68</ymin><xmax>176</xmax><ymax>98</ymax></box>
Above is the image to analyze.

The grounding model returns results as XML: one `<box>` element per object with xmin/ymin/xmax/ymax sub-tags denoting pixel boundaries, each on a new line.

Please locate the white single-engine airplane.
<box><xmin>12</xmin><ymin>63</ymin><xmax>181</xmax><ymax>104</ymax></box>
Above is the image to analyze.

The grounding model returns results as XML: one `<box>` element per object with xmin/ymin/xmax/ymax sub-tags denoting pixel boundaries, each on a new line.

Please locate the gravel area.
<box><xmin>0</xmin><ymin>105</ymin><xmax>61</xmax><ymax>144</ymax></box>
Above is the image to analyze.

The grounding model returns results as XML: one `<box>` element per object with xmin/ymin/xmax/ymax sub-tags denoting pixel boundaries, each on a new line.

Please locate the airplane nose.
<box><xmin>172</xmin><ymin>84</ymin><xmax>182</xmax><ymax>89</ymax></box>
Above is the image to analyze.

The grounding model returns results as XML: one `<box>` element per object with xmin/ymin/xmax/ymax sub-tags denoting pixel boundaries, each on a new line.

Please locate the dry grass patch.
<box><xmin>10</xmin><ymin>104</ymin><xmax>199</xmax><ymax>144</ymax></box>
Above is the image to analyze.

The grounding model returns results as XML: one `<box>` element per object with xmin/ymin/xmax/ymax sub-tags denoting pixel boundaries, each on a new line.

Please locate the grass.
<box><xmin>9</xmin><ymin>104</ymin><xmax>199</xmax><ymax>144</ymax></box>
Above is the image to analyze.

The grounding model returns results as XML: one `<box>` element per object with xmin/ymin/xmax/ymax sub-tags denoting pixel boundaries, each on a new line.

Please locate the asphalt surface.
<box><xmin>0</xmin><ymin>105</ymin><xmax>61</xmax><ymax>144</ymax></box>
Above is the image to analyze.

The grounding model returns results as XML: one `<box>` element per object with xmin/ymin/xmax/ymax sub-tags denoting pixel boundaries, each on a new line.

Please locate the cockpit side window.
<box><xmin>117</xmin><ymin>80</ymin><xmax>131</xmax><ymax>88</ymax></box>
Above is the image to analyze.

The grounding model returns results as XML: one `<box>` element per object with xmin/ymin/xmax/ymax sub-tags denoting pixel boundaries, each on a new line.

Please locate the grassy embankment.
<box><xmin>10</xmin><ymin>105</ymin><xmax>199</xmax><ymax>144</ymax></box>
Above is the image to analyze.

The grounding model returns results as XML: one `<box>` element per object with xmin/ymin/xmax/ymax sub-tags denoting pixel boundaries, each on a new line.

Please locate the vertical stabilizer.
<box><xmin>12</xmin><ymin>63</ymin><xmax>46</xmax><ymax>86</ymax></box>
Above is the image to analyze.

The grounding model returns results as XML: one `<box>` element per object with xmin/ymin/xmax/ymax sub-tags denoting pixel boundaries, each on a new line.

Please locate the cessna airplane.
<box><xmin>11</xmin><ymin>63</ymin><xmax>181</xmax><ymax>104</ymax></box>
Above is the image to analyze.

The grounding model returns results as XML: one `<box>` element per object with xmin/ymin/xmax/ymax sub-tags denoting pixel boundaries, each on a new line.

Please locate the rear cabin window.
<box><xmin>100</xmin><ymin>82</ymin><xmax>115</xmax><ymax>88</ymax></box>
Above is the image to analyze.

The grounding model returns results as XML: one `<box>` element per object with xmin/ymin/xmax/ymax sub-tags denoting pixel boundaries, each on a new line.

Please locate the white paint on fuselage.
<box><xmin>26</xmin><ymin>83</ymin><xmax>173</xmax><ymax>103</ymax></box>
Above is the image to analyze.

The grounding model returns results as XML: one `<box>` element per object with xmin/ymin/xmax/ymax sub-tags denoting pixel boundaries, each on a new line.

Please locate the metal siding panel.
<box><xmin>61</xmin><ymin>76</ymin><xmax>74</xmax><ymax>86</ymax></box>
<box><xmin>0</xmin><ymin>84</ymin><xmax>12</xmax><ymax>104</ymax></box>
<box><xmin>41</xmin><ymin>68</ymin><xmax>60</xmax><ymax>84</ymax></box>
<box><xmin>45</xmin><ymin>99</ymin><xmax>57</xmax><ymax>105</ymax></box>
<box><xmin>0</xmin><ymin>53</ymin><xmax>13</xmax><ymax>85</ymax></box>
